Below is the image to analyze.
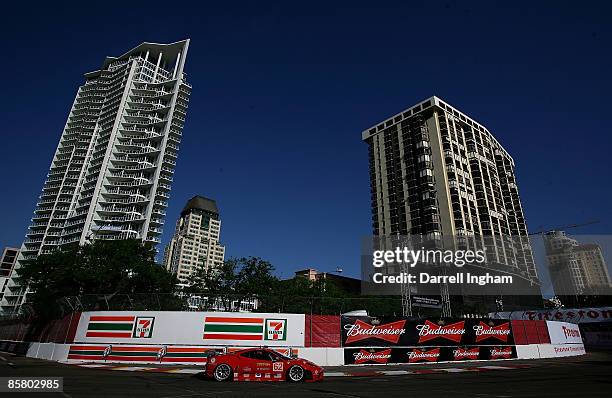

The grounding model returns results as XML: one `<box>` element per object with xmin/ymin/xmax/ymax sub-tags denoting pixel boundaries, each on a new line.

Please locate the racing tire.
<box><xmin>213</xmin><ymin>363</ymin><xmax>232</xmax><ymax>382</ymax></box>
<box><xmin>287</xmin><ymin>365</ymin><xmax>305</xmax><ymax>382</ymax></box>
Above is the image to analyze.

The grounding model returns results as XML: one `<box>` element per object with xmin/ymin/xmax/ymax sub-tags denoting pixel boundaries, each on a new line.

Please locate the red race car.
<box><xmin>204</xmin><ymin>348</ymin><xmax>323</xmax><ymax>382</ymax></box>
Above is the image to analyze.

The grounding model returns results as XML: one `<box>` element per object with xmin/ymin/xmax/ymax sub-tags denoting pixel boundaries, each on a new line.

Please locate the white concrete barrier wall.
<box><xmin>36</xmin><ymin>343</ymin><xmax>55</xmax><ymax>360</ymax></box>
<box><xmin>516</xmin><ymin>344</ymin><xmax>540</xmax><ymax>359</ymax></box>
<box><xmin>538</xmin><ymin>344</ymin><xmax>586</xmax><ymax>358</ymax></box>
<box><xmin>25</xmin><ymin>343</ymin><xmax>39</xmax><ymax>358</ymax></box>
<box><xmin>298</xmin><ymin>348</ymin><xmax>344</xmax><ymax>367</ymax></box>
<box><xmin>51</xmin><ymin>344</ymin><xmax>70</xmax><ymax>362</ymax></box>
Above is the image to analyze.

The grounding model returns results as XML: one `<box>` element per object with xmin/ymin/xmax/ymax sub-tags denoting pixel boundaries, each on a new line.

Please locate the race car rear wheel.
<box><xmin>287</xmin><ymin>365</ymin><xmax>305</xmax><ymax>382</ymax></box>
<box><xmin>213</xmin><ymin>363</ymin><xmax>232</xmax><ymax>382</ymax></box>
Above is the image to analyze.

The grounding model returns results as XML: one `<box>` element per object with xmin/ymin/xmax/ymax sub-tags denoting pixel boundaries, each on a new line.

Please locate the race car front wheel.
<box><xmin>287</xmin><ymin>365</ymin><xmax>305</xmax><ymax>382</ymax></box>
<box><xmin>213</xmin><ymin>364</ymin><xmax>232</xmax><ymax>382</ymax></box>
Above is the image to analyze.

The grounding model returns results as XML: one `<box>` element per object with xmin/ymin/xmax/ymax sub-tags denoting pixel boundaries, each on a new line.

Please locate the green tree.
<box><xmin>184</xmin><ymin>257</ymin><xmax>278</xmax><ymax>311</ymax></box>
<box><xmin>18</xmin><ymin>240</ymin><xmax>180</xmax><ymax>319</ymax></box>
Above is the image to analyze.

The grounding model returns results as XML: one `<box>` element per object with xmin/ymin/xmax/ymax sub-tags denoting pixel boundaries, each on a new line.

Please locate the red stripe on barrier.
<box><xmin>160</xmin><ymin>357</ymin><xmax>207</xmax><ymax>363</ymax></box>
<box><xmin>203</xmin><ymin>333</ymin><xmax>262</xmax><ymax>340</ymax></box>
<box><xmin>104</xmin><ymin>355</ymin><xmax>158</xmax><ymax>361</ymax></box>
<box><xmin>89</xmin><ymin>316</ymin><xmax>135</xmax><ymax>322</ymax></box>
<box><xmin>111</xmin><ymin>346</ymin><xmax>160</xmax><ymax>352</ymax></box>
<box><xmin>204</xmin><ymin>317</ymin><xmax>263</xmax><ymax>324</ymax></box>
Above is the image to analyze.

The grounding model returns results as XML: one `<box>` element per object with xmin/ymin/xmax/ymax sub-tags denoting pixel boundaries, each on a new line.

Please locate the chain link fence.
<box><xmin>49</xmin><ymin>293</ymin><xmax>406</xmax><ymax>317</ymax></box>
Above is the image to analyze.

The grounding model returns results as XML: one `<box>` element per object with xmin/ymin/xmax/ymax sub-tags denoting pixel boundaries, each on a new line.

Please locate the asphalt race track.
<box><xmin>0</xmin><ymin>352</ymin><xmax>610</xmax><ymax>397</ymax></box>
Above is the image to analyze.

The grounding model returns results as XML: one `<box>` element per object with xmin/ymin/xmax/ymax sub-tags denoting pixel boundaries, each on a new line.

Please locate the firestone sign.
<box><xmin>547</xmin><ymin>321</ymin><xmax>583</xmax><ymax>345</ymax></box>
<box><xmin>491</xmin><ymin>307</ymin><xmax>612</xmax><ymax>324</ymax></box>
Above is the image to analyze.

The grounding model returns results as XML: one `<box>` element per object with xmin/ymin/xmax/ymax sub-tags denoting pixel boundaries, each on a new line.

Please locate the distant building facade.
<box><xmin>164</xmin><ymin>196</ymin><xmax>225</xmax><ymax>283</ymax></box>
<box><xmin>294</xmin><ymin>268</ymin><xmax>361</xmax><ymax>295</ymax></box>
<box><xmin>544</xmin><ymin>231</ymin><xmax>611</xmax><ymax>297</ymax></box>
<box><xmin>0</xmin><ymin>248</ymin><xmax>19</xmax><ymax>303</ymax></box>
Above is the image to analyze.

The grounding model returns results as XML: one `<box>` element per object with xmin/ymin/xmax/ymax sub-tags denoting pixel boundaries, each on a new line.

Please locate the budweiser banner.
<box><xmin>343</xmin><ymin>345</ymin><xmax>517</xmax><ymax>364</ymax></box>
<box><xmin>341</xmin><ymin>316</ymin><xmax>514</xmax><ymax>347</ymax></box>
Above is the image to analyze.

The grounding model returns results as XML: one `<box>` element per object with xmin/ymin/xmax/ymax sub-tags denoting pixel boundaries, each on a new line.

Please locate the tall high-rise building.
<box><xmin>164</xmin><ymin>196</ymin><xmax>226</xmax><ymax>284</ymax></box>
<box><xmin>0</xmin><ymin>247</ymin><xmax>19</xmax><ymax>303</ymax></box>
<box><xmin>362</xmin><ymin>96</ymin><xmax>539</xmax><ymax>311</ymax></box>
<box><xmin>544</xmin><ymin>231</ymin><xmax>611</xmax><ymax>298</ymax></box>
<box><xmin>1</xmin><ymin>41</ymin><xmax>191</xmax><ymax>313</ymax></box>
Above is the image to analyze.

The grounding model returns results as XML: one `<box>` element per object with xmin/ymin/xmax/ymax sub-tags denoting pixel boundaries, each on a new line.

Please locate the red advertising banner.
<box><xmin>341</xmin><ymin>316</ymin><xmax>515</xmax><ymax>347</ymax></box>
<box><xmin>343</xmin><ymin>345</ymin><xmax>517</xmax><ymax>364</ymax></box>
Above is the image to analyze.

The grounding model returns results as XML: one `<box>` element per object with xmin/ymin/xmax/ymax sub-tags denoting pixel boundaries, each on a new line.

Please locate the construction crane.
<box><xmin>528</xmin><ymin>220</ymin><xmax>600</xmax><ymax>235</ymax></box>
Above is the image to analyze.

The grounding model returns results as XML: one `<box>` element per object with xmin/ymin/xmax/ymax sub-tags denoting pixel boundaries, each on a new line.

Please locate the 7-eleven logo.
<box><xmin>264</xmin><ymin>319</ymin><xmax>287</xmax><ymax>341</ymax></box>
<box><xmin>133</xmin><ymin>317</ymin><xmax>155</xmax><ymax>338</ymax></box>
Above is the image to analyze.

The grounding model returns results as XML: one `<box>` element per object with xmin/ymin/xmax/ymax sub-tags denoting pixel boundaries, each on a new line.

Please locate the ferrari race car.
<box><xmin>204</xmin><ymin>347</ymin><xmax>324</xmax><ymax>382</ymax></box>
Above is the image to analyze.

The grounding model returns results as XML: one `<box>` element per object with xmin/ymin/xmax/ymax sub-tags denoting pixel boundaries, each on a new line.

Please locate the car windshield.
<box><xmin>270</xmin><ymin>351</ymin><xmax>292</xmax><ymax>360</ymax></box>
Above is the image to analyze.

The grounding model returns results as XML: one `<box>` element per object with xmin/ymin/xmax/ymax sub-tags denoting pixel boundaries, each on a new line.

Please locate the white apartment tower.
<box><xmin>1</xmin><ymin>41</ymin><xmax>191</xmax><ymax>313</ymax></box>
<box><xmin>164</xmin><ymin>196</ymin><xmax>226</xmax><ymax>283</ymax></box>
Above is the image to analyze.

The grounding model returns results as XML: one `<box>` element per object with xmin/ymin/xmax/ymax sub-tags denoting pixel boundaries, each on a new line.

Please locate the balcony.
<box><xmin>102</xmin><ymin>187</ymin><xmax>139</xmax><ymax>196</ymax></box>
<box><xmin>109</xmin><ymin>160</ymin><xmax>155</xmax><ymax>170</ymax></box>
<box><xmin>104</xmin><ymin>194</ymin><xmax>148</xmax><ymax>204</ymax></box>
<box><xmin>98</xmin><ymin>204</ymin><xmax>138</xmax><ymax>214</ymax></box>
<box><xmin>105</xmin><ymin>178</ymin><xmax>152</xmax><ymax>188</ymax></box>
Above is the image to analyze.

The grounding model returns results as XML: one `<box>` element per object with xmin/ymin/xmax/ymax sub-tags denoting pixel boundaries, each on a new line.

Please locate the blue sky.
<box><xmin>1</xmin><ymin>1</ymin><xmax>610</xmax><ymax>279</ymax></box>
